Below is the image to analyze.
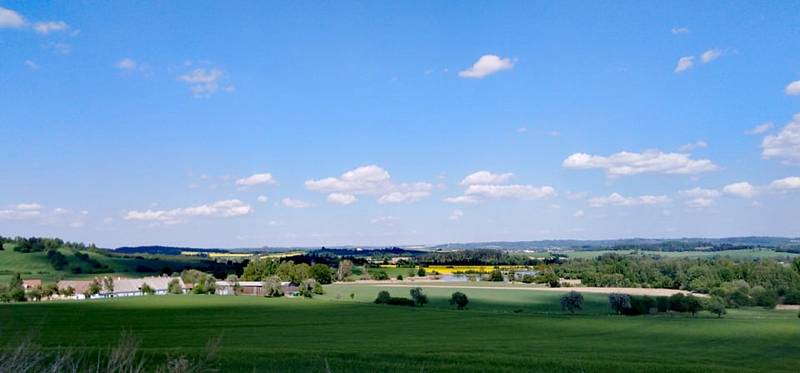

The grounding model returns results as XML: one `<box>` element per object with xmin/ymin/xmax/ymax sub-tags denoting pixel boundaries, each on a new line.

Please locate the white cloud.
<box><xmin>769</xmin><ymin>176</ymin><xmax>800</xmax><ymax>190</ymax></box>
<box><xmin>701</xmin><ymin>49</ymin><xmax>722</xmax><ymax>63</ymax></box>
<box><xmin>723</xmin><ymin>182</ymin><xmax>758</xmax><ymax>198</ymax></box>
<box><xmin>675</xmin><ymin>56</ymin><xmax>694</xmax><ymax>73</ymax></box>
<box><xmin>0</xmin><ymin>203</ymin><xmax>42</xmax><ymax>220</ymax></box>
<box><xmin>0</xmin><ymin>7</ymin><xmax>25</xmax><ymax>28</ymax></box>
<box><xmin>115</xmin><ymin>58</ymin><xmax>137</xmax><ymax>70</ymax></box>
<box><xmin>679</xmin><ymin>187</ymin><xmax>721</xmax><ymax>208</ymax></box>
<box><xmin>327</xmin><ymin>193</ymin><xmax>356</xmax><ymax>205</ymax></box>
<box><xmin>16</xmin><ymin>203</ymin><xmax>43</xmax><ymax>210</ymax></box>
<box><xmin>460</xmin><ymin>171</ymin><xmax>513</xmax><ymax>186</ymax></box>
<box><xmin>463</xmin><ymin>184</ymin><xmax>556</xmax><ymax>200</ymax></box>
<box><xmin>306</xmin><ymin>165</ymin><xmax>432</xmax><ymax>204</ymax></box>
<box><xmin>747</xmin><ymin>122</ymin><xmax>773</xmax><ymax>135</ymax></box>
<box><xmin>589</xmin><ymin>193</ymin><xmax>670</xmax><ymax>207</ymax></box>
<box><xmin>448</xmin><ymin>209</ymin><xmax>464</xmax><ymax>221</ymax></box>
<box><xmin>235</xmin><ymin>173</ymin><xmax>276</xmax><ymax>187</ymax></box>
<box><xmin>33</xmin><ymin>21</ymin><xmax>69</xmax><ymax>34</ymax></box>
<box><xmin>761</xmin><ymin>113</ymin><xmax>800</xmax><ymax>164</ymax></box>
<box><xmin>124</xmin><ymin>199</ymin><xmax>251</xmax><ymax>224</ymax></box>
<box><xmin>671</xmin><ymin>27</ymin><xmax>689</xmax><ymax>34</ymax></box>
<box><xmin>459</xmin><ymin>54</ymin><xmax>514</xmax><ymax>79</ymax></box>
<box><xmin>785</xmin><ymin>80</ymin><xmax>800</xmax><ymax>96</ymax></box>
<box><xmin>516</xmin><ymin>127</ymin><xmax>528</xmax><ymax>133</ymax></box>
<box><xmin>443</xmin><ymin>195</ymin><xmax>481</xmax><ymax>204</ymax></box>
<box><xmin>256</xmin><ymin>195</ymin><xmax>269</xmax><ymax>203</ymax></box>
<box><xmin>179</xmin><ymin>68</ymin><xmax>227</xmax><ymax>98</ymax></box>
<box><xmin>378</xmin><ymin>191</ymin><xmax>429</xmax><ymax>204</ymax></box>
<box><xmin>281</xmin><ymin>198</ymin><xmax>312</xmax><ymax>209</ymax></box>
<box><xmin>46</xmin><ymin>42</ymin><xmax>71</xmax><ymax>55</ymax></box>
<box><xmin>25</xmin><ymin>60</ymin><xmax>39</xmax><ymax>70</ymax></box>
<box><xmin>573</xmin><ymin>209</ymin><xmax>585</xmax><ymax>218</ymax></box>
<box><xmin>371</xmin><ymin>216</ymin><xmax>399</xmax><ymax>224</ymax></box>
<box><xmin>563</xmin><ymin>150</ymin><xmax>718</xmax><ymax>177</ymax></box>
<box><xmin>679</xmin><ymin>140</ymin><xmax>708</xmax><ymax>152</ymax></box>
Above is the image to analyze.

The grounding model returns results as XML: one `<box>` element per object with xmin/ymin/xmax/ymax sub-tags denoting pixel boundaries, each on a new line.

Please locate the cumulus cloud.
<box><xmin>460</xmin><ymin>171</ymin><xmax>513</xmax><ymax>186</ymax></box>
<box><xmin>563</xmin><ymin>150</ymin><xmax>718</xmax><ymax>177</ymax></box>
<box><xmin>679</xmin><ymin>187</ymin><xmax>721</xmax><ymax>208</ymax></box>
<box><xmin>785</xmin><ymin>80</ymin><xmax>800</xmax><ymax>96</ymax></box>
<box><xmin>459</xmin><ymin>54</ymin><xmax>514</xmax><ymax>79</ymax></box>
<box><xmin>179</xmin><ymin>68</ymin><xmax>228</xmax><ymax>98</ymax></box>
<box><xmin>448</xmin><ymin>209</ymin><xmax>464</xmax><ymax>221</ymax></box>
<box><xmin>589</xmin><ymin>193</ymin><xmax>670</xmax><ymax>207</ymax></box>
<box><xmin>675</xmin><ymin>56</ymin><xmax>694</xmax><ymax>73</ymax></box>
<box><xmin>446</xmin><ymin>171</ymin><xmax>554</xmax><ymax>203</ymax></box>
<box><xmin>236</xmin><ymin>173</ymin><xmax>276</xmax><ymax>187</ymax></box>
<box><xmin>723</xmin><ymin>182</ymin><xmax>758</xmax><ymax>198</ymax></box>
<box><xmin>769</xmin><ymin>176</ymin><xmax>800</xmax><ymax>190</ymax></box>
<box><xmin>761</xmin><ymin>113</ymin><xmax>800</xmax><ymax>164</ymax></box>
<box><xmin>701</xmin><ymin>49</ymin><xmax>722</xmax><ymax>63</ymax></box>
<box><xmin>573</xmin><ymin>209</ymin><xmax>585</xmax><ymax>218</ymax></box>
<box><xmin>256</xmin><ymin>195</ymin><xmax>269</xmax><ymax>203</ymax></box>
<box><xmin>370</xmin><ymin>216</ymin><xmax>399</xmax><ymax>224</ymax></box>
<box><xmin>124</xmin><ymin>199</ymin><xmax>251</xmax><ymax>224</ymax></box>
<box><xmin>306</xmin><ymin>165</ymin><xmax>432</xmax><ymax>204</ymax></box>
<box><xmin>33</xmin><ymin>21</ymin><xmax>69</xmax><ymax>34</ymax></box>
<box><xmin>327</xmin><ymin>193</ymin><xmax>356</xmax><ymax>205</ymax></box>
<box><xmin>747</xmin><ymin>122</ymin><xmax>773</xmax><ymax>135</ymax></box>
<box><xmin>0</xmin><ymin>7</ymin><xmax>25</xmax><ymax>28</ymax></box>
<box><xmin>281</xmin><ymin>198</ymin><xmax>312</xmax><ymax>209</ymax></box>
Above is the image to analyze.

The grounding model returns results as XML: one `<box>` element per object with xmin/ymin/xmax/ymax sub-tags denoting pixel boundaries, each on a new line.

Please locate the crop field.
<box><xmin>380</xmin><ymin>264</ymin><xmax>529</xmax><ymax>275</ymax></box>
<box><xmin>1</xmin><ymin>284</ymin><xmax>798</xmax><ymax>372</ymax></box>
<box><xmin>565</xmin><ymin>248</ymin><xmax>800</xmax><ymax>260</ymax></box>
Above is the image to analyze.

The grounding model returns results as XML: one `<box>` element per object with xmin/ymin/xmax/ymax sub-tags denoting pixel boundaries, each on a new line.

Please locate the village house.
<box><xmin>56</xmin><ymin>276</ymin><xmax>187</xmax><ymax>300</ymax></box>
<box><xmin>22</xmin><ymin>279</ymin><xmax>42</xmax><ymax>290</ymax></box>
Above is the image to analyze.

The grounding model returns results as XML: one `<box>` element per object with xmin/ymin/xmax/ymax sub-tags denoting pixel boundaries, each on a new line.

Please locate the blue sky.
<box><xmin>1</xmin><ymin>1</ymin><xmax>799</xmax><ymax>248</ymax></box>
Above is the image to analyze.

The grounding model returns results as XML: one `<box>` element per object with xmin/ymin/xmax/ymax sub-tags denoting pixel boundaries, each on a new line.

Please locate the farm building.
<box><xmin>101</xmin><ymin>276</ymin><xmax>185</xmax><ymax>297</ymax></box>
<box><xmin>56</xmin><ymin>280</ymin><xmax>92</xmax><ymax>300</ymax></box>
<box><xmin>513</xmin><ymin>270</ymin><xmax>539</xmax><ymax>281</ymax></box>
<box><xmin>22</xmin><ymin>279</ymin><xmax>42</xmax><ymax>290</ymax></box>
<box><xmin>216</xmin><ymin>280</ymin><xmax>299</xmax><ymax>297</ymax></box>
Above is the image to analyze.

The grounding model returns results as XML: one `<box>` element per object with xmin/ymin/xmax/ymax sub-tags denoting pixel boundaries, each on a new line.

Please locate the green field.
<box><xmin>0</xmin><ymin>243</ymin><xmax>209</xmax><ymax>283</ymax></box>
<box><xmin>1</xmin><ymin>283</ymin><xmax>798</xmax><ymax>372</ymax></box>
<box><xmin>565</xmin><ymin>248</ymin><xmax>800</xmax><ymax>260</ymax></box>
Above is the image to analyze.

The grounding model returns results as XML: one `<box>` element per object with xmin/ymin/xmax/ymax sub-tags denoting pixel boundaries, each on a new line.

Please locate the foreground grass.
<box><xmin>0</xmin><ymin>288</ymin><xmax>798</xmax><ymax>372</ymax></box>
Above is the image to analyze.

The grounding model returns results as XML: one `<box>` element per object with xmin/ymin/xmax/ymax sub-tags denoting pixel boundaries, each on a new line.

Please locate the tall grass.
<box><xmin>0</xmin><ymin>331</ymin><xmax>220</xmax><ymax>373</ymax></box>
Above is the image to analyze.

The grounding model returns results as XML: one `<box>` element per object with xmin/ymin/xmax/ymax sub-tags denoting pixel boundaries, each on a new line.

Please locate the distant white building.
<box><xmin>99</xmin><ymin>276</ymin><xmax>185</xmax><ymax>298</ymax></box>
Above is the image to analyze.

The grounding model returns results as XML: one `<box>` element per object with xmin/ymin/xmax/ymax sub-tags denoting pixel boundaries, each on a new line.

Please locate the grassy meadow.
<box><xmin>1</xmin><ymin>283</ymin><xmax>798</xmax><ymax>372</ymax></box>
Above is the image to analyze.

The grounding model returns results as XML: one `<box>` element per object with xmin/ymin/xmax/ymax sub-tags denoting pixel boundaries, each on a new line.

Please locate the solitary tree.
<box><xmin>488</xmin><ymin>269</ymin><xmax>504</xmax><ymax>282</ymax></box>
<box><xmin>410</xmin><ymin>287</ymin><xmax>428</xmax><ymax>307</ymax></box>
<box><xmin>336</xmin><ymin>260</ymin><xmax>353</xmax><ymax>281</ymax></box>
<box><xmin>608</xmin><ymin>293</ymin><xmax>631</xmax><ymax>315</ymax></box>
<box><xmin>310</xmin><ymin>263</ymin><xmax>333</xmax><ymax>284</ymax></box>
<box><xmin>683</xmin><ymin>295</ymin><xmax>703</xmax><ymax>316</ymax></box>
<box><xmin>417</xmin><ymin>267</ymin><xmax>426</xmax><ymax>277</ymax></box>
<box><xmin>299</xmin><ymin>279</ymin><xmax>318</xmax><ymax>298</ymax></box>
<box><xmin>6</xmin><ymin>273</ymin><xmax>26</xmax><ymax>302</ymax></box>
<box><xmin>262</xmin><ymin>276</ymin><xmax>284</xmax><ymax>297</ymax></box>
<box><xmin>449</xmin><ymin>291</ymin><xmax>469</xmax><ymax>310</ymax></box>
<box><xmin>103</xmin><ymin>276</ymin><xmax>114</xmax><ymax>294</ymax></box>
<box><xmin>560</xmin><ymin>291</ymin><xmax>584</xmax><ymax>314</ymax></box>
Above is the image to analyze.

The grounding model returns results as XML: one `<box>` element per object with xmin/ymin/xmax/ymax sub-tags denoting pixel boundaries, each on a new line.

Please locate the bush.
<box><xmin>488</xmin><ymin>269</ymin><xmax>504</xmax><ymax>282</ymax></box>
<box><xmin>140</xmin><ymin>283</ymin><xmax>155</xmax><ymax>295</ymax></box>
<box><xmin>167</xmin><ymin>279</ymin><xmax>183</xmax><ymax>294</ymax></box>
<box><xmin>410</xmin><ymin>287</ymin><xmax>428</xmax><ymax>307</ymax></box>
<box><xmin>386</xmin><ymin>297</ymin><xmax>415</xmax><ymax>306</ymax></box>
<box><xmin>449</xmin><ymin>291</ymin><xmax>469</xmax><ymax>310</ymax></box>
<box><xmin>624</xmin><ymin>296</ymin><xmax>656</xmax><ymax>315</ymax></box>
<box><xmin>706</xmin><ymin>298</ymin><xmax>726</xmax><ymax>318</ymax></box>
<box><xmin>608</xmin><ymin>293</ymin><xmax>631</xmax><ymax>314</ymax></box>
<box><xmin>375</xmin><ymin>290</ymin><xmax>392</xmax><ymax>304</ymax></box>
<box><xmin>782</xmin><ymin>288</ymin><xmax>800</xmax><ymax>305</ymax></box>
<box><xmin>396</xmin><ymin>274</ymin><xmax>403</xmax><ymax>281</ymax></box>
<box><xmin>417</xmin><ymin>267</ymin><xmax>426</xmax><ymax>277</ymax></box>
<box><xmin>750</xmin><ymin>286</ymin><xmax>778</xmax><ymax>309</ymax></box>
<box><xmin>371</xmin><ymin>270</ymin><xmax>389</xmax><ymax>281</ymax></box>
<box><xmin>560</xmin><ymin>291</ymin><xmax>584</xmax><ymax>314</ymax></box>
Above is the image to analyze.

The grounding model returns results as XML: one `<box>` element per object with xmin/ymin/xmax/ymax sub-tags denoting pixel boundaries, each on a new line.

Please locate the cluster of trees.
<box><xmin>418</xmin><ymin>249</ymin><xmax>536</xmax><ymax>265</ymax></box>
<box><xmin>7</xmin><ymin>236</ymin><xmax>97</xmax><ymax>253</ymax></box>
<box><xmin>181</xmin><ymin>269</ymin><xmax>217</xmax><ymax>294</ymax></box>
<box><xmin>374</xmin><ymin>287</ymin><xmax>429</xmax><ymax>307</ymax></box>
<box><xmin>557</xmin><ymin>254</ymin><xmax>800</xmax><ymax>307</ymax></box>
<box><xmin>607</xmin><ymin>292</ymin><xmax>710</xmax><ymax>316</ymax></box>
<box><xmin>241</xmin><ymin>258</ymin><xmax>333</xmax><ymax>285</ymax></box>
<box><xmin>0</xmin><ymin>273</ymin><xmax>69</xmax><ymax>302</ymax></box>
